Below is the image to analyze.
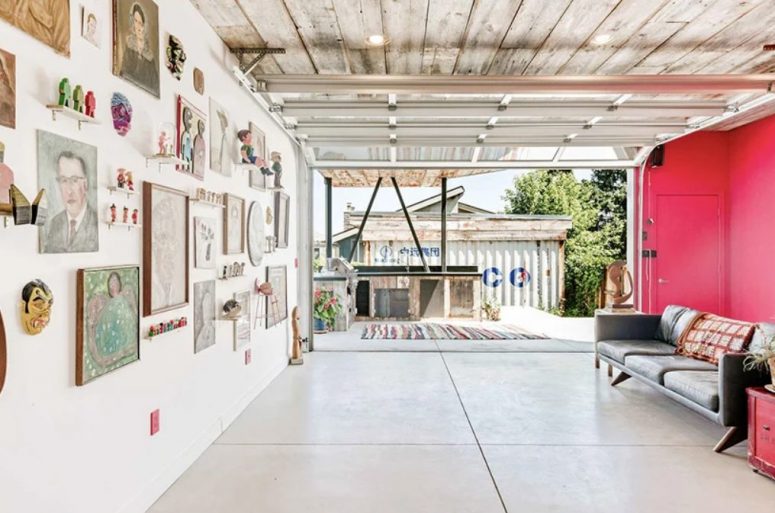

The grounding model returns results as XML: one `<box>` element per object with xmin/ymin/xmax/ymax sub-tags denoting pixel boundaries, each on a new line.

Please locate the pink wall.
<box><xmin>728</xmin><ymin>115</ymin><xmax>775</xmax><ymax>322</ymax></box>
<box><xmin>638</xmin><ymin>114</ymin><xmax>775</xmax><ymax>321</ymax></box>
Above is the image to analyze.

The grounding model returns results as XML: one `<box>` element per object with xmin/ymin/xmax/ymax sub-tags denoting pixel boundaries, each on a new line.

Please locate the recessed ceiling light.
<box><xmin>592</xmin><ymin>34</ymin><xmax>612</xmax><ymax>45</ymax></box>
<box><xmin>367</xmin><ymin>34</ymin><xmax>386</xmax><ymax>46</ymax></box>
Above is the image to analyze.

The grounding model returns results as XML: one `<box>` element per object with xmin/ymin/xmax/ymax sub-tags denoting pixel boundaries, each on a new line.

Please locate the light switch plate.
<box><xmin>244</xmin><ymin>348</ymin><xmax>252</xmax><ymax>365</ymax></box>
<box><xmin>150</xmin><ymin>409</ymin><xmax>160</xmax><ymax>436</ymax></box>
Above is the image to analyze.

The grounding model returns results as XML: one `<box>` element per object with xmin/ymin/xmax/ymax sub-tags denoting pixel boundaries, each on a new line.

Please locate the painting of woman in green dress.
<box><xmin>77</xmin><ymin>266</ymin><xmax>140</xmax><ymax>385</ymax></box>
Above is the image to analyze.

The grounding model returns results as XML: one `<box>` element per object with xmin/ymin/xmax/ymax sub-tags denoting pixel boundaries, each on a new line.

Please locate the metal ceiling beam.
<box><xmin>295</xmin><ymin>125</ymin><xmax>680</xmax><ymax>139</ymax></box>
<box><xmin>255</xmin><ymin>74</ymin><xmax>775</xmax><ymax>95</ymax></box>
<box><xmin>306</xmin><ymin>136</ymin><xmax>654</xmax><ymax>147</ymax></box>
<box><xmin>313</xmin><ymin>160</ymin><xmax>637</xmax><ymax>170</ymax></box>
<box><xmin>295</xmin><ymin>119</ymin><xmax>690</xmax><ymax>129</ymax></box>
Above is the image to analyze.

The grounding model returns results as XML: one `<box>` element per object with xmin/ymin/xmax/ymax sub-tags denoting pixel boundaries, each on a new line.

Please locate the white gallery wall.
<box><xmin>0</xmin><ymin>1</ymin><xmax>300</xmax><ymax>512</ymax></box>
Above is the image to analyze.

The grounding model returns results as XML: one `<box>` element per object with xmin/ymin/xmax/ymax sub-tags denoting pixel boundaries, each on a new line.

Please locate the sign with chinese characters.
<box><xmin>375</xmin><ymin>245</ymin><xmax>441</xmax><ymax>264</ymax></box>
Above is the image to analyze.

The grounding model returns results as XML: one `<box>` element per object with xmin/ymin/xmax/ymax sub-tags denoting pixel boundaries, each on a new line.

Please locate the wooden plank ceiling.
<box><xmin>192</xmin><ymin>0</ymin><xmax>775</xmax><ymax>76</ymax></box>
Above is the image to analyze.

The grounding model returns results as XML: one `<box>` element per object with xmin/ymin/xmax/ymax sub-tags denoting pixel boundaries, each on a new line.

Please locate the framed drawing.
<box><xmin>247</xmin><ymin>201</ymin><xmax>264</xmax><ymax>266</ymax></box>
<box><xmin>194</xmin><ymin>280</ymin><xmax>216</xmax><ymax>353</ymax></box>
<box><xmin>37</xmin><ymin>130</ymin><xmax>99</xmax><ymax>254</ymax></box>
<box><xmin>266</xmin><ymin>266</ymin><xmax>288</xmax><ymax>329</ymax></box>
<box><xmin>223</xmin><ymin>193</ymin><xmax>245</xmax><ymax>254</ymax></box>
<box><xmin>0</xmin><ymin>48</ymin><xmax>15</xmax><ymax>129</ymax></box>
<box><xmin>76</xmin><ymin>266</ymin><xmax>140</xmax><ymax>385</ymax></box>
<box><xmin>233</xmin><ymin>290</ymin><xmax>251</xmax><ymax>349</ymax></box>
<box><xmin>143</xmin><ymin>182</ymin><xmax>189</xmax><ymax>316</ymax></box>
<box><xmin>112</xmin><ymin>0</ymin><xmax>160</xmax><ymax>97</ymax></box>
<box><xmin>176</xmin><ymin>95</ymin><xmax>207</xmax><ymax>180</ymax></box>
<box><xmin>274</xmin><ymin>191</ymin><xmax>290</xmax><ymax>249</ymax></box>
<box><xmin>209</xmin><ymin>98</ymin><xmax>234</xmax><ymax>176</ymax></box>
<box><xmin>194</xmin><ymin>216</ymin><xmax>216</xmax><ymax>269</ymax></box>
<box><xmin>0</xmin><ymin>0</ymin><xmax>70</xmax><ymax>56</ymax></box>
<box><xmin>81</xmin><ymin>6</ymin><xmax>100</xmax><ymax>48</ymax></box>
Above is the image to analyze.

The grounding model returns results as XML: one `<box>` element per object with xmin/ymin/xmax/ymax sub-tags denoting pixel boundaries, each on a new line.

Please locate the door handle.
<box><xmin>658</xmin><ymin>278</ymin><xmax>669</xmax><ymax>284</ymax></box>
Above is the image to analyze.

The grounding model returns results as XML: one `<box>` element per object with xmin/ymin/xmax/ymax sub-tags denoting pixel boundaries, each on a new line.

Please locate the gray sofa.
<box><xmin>594</xmin><ymin>305</ymin><xmax>770</xmax><ymax>452</ymax></box>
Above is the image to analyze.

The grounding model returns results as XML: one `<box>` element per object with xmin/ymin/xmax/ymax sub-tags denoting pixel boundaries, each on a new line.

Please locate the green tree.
<box><xmin>503</xmin><ymin>169</ymin><xmax>627</xmax><ymax>317</ymax></box>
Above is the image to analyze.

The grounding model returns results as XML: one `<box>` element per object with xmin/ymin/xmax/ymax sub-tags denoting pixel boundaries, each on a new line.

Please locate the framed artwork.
<box><xmin>194</xmin><ymin>217</ymin><xmax>216</xmax><ymax>269</ymax></box>
<box><xmin>266</xmin><ymin>266</ymin><xmax>288</xmax><ymax>329</ymax></box>
<box><xmin>76</xmin><ymin>266</ymin><xmax>140</xmax><ymax>386</ymax></box>
<box><xmin>247</xmin><ymin>201</ymin><xmax>264</xmax><ymax>266</ymax></box>
<box><xmin>0</xmin><ymin>48</ymin><xmax>15</xmax><ymax>129</ymax></box>
<box><xmin>0</xmin><ymin>0</ymin><xmax>70</xmax><ymax>56</ymax></box>
<box><xmin>233</xmin><ymin>290</ymin><xmax>251</xmax><ymax>349</ymax></box>
<box><xmin>193</xmin><ymin>280</ymin><xmax>216</xmax><ymax>353</ymax></box>
<box><xmin>209</xmin><ymin>98</ymin><xmax>234</xmax><ymax>176</ymax></box>
<box><xmin>112</xmin><ymin>0</ymin><xmax>160</xmax><ymax>97</ymax></box>
<box><xmin>143</xmin><ymin>182</ymin><xmax>189</xmax><ymax>316</ymax></box>
<box><xmin>81</xmin><ymin>7</ymin><xmax>100</xmax><ymax>48</ymax></box>
<box><xmin>274</xmin><ymin>191</ymin><xmax>290</xmax><ymax>249</ymax></box>
<box><xmin>176</xmin><ymin>96</ymin><xmax>207</xmax><ymax>180</ymax></box>
<box><xmin>223</xmin><ymin>194</ymin><xmax>245</xmax><ymax>254</ymax></box>
<box><xmin>37</xmin><ymin>130</ymin><xmax>99</xmax><ymax>254</ymax></box>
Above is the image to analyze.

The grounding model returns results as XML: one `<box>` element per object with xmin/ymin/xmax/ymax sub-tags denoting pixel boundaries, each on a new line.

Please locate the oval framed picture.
<box><xmin>247</xmin><ymin>200</ymin><xmax>264</xmax><ymax>266</ymax></box>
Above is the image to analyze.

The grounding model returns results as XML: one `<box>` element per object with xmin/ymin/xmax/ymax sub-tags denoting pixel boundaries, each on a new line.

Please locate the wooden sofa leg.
<box><xmin>607</xmin><ymin>363</ymin><xmax>613</xmax><ymax>377</ymax></box>
<box><xmin>595</xmin><ymin>353</ymin><xmax>600</xmax><ymax>369</ymax></box>
<box><xmin>610</xmin><ymin>371</ymin><xmax>631</xmax><ymax>386</ymax></box>
<box><xmin>713</xmin><ymin>427</ymin><xmax>747</xmax><ymax>453</ymax></box>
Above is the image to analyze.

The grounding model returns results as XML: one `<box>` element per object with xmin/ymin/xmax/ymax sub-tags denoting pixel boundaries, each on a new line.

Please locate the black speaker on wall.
<box><xmin>650</xmin><ymin>145</ymin><xmax>665</xmax><ymax>168</ymax></box>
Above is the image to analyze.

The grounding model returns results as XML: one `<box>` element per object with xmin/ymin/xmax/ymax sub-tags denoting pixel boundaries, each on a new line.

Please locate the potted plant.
<box><xmin>482</xmin><ymin>295</ymin><xmax>501</xmax><ymax>321</ymax></box>
<box><xmin>745</xmin><ymin>335</ymin><xmax>775</xmax><ymax>388</ymax></box>
<box><xmin>313</xmin><ymin>289</ymin><xmax>342</xmax><ymax>333</ymax></box>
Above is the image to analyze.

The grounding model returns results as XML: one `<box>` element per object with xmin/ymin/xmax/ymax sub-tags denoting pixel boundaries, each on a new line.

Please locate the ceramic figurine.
<box><xmin>290</xmin><ymin>306</ymin><xmax>303</xmax><ymax>365</ymax></box>
<box><xmin>116</xmin><ymin>168</ymin><xmax>126</xmax><ymax>189</ymax></box>
<box><xmin>73</xmin><ymin>85</ymin><xmax>85</xmax><ymax>113</ymax></box>
<box><xmin>122</xmin><ymin>206</ymin><xmax>129</xmax><ymax>224</ymax></box>
<box><xmin>20</xmin><ymin>279</ymin><xmax>53</xmax><ymax>335</ymax></box>
<box><xmin>270</xmin><ymin>151</ymin><xmax>282</xmax><ymax>187</ymax></box>
<box><xmin>84</xmin><ymin>91</ymin><xmax>96</xmax><ymax>117</ymax></box>
<box><xmin>222</xmin><ymin>265</ymin><xmax>228</xmax><ymax>279</ymax></box>
<box><xmin>58</xmin><ymin>78</ymin><xmax>72</xmax><ymax>108</ymax></box>
<box><xmin>110</xmin><ymin>93</ymin><xmax>132</xmax><ymax>136</ymax></box>
<box><xmin>109</xmin><ymin>203</ymin><xmax>117</xmax><ymax>223</ymax></box>
<box><xmin>237</xmin><ymin>130</ymin><xmax>268</xmax><ymax>171</ymax></box>
<box><xmin>132</xmin><ymin>208</ymin><xmax>139</xmax><ymax>225</ymax></box>
<box><xmin>166</xmin><ymin>35</ymin><xmax>187</xmax><ymax>80</ymax></box>
<box><xmin>222</xmin><ymin>299</ymin><xmax>242</xmax><ymax>320</ymax></box>
<box><xmin>127</xmin><ymin>171</ymin><xmax>134</xmax><ymax>191</ymax></box>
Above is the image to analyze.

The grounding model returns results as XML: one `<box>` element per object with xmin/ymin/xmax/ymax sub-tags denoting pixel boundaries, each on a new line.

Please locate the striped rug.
<box><xmin>361</xmin><ymin>323</ymin><xmax>547</xmax><ymax>340</ymax></box>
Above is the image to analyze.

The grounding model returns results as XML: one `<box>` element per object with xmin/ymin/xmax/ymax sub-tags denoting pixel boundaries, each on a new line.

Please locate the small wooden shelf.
<box><xmin>144</xmin><ymin>325</ymin><xmax>188</xmax><ymax>341</ymax></box>
<box><xmin>220</xmin><ymin>316</ymin><xmax>242</xmax><ymax>322</ymax></box>
<box><xmin>46</xmin><ymin>104</ymin><xmax>99</xmax><ymax>129</ymax></box>
<box><xmin>107</xmin><ymin>186</ymin><xmax>137</xmax><ymax>198</ymax></box>
<box><xmin>146</xmin><ymin>154</ymin><xmax>189</xmax><ymax>171</ymax></box>
<box><xmin>190</xmin><ymin>198</ymin><xmax>224</xmax><ymax>208</ymax></box>
<box><xmin>234</xmin><ymin>163</ymin><xmax>259</xmax><ymax>173</ymax></box>
<box><xmin>107</xmin><ymin>221</ymin><xmax>141</xmax><ymax>230</ymax></box>
<box><xmin>218</xmin><ymin>275</ymin><xmax>246</xmax><ymax>281</ymax></box>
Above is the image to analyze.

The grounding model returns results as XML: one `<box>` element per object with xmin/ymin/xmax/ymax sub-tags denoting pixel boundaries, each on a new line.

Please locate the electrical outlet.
<box><xmin>150</xmin><ymin>409</ymin><xmax>160</xmax><ymax>436</ymax></box>
<box><xmin>244</xmin><ymin>348</ymin><xmax>252</xmax><ymax>365</ymax></box>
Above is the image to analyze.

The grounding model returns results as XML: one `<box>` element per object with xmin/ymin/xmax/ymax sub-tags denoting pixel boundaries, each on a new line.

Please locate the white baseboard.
<box><xmin>116</xmin><ymin>359</ymin><xmax>288</xmax><ymax>513</ymax></box>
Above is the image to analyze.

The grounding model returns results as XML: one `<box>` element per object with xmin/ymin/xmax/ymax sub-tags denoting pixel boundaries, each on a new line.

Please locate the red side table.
<box><xmin>748</xmin><ymin>387</ymin><xmax>775</xmax><ymax>481</ymax></box>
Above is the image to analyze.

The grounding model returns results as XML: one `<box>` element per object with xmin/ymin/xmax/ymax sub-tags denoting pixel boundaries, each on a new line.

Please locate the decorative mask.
<box><xmin>166</xmin><ymin>35</ymin><xmax>186</xmax><ymax>80</ymax></box>
<box><xmin>110</xmin><ymin>92</ymin><xmax>132</xmax><ymax>136</ymax></box>
<box><xmin>193</xmin><ymin>67</ymin><xmax>204</xmax><ymax>94</ymax></box>
<box><xmin>20</xmin><ymin>279</ymin><xmax>53</xmax><ymax>335</ymax></box>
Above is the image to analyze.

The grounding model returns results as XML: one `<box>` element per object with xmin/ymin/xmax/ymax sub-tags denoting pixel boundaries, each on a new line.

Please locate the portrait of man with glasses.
<box><xmin>37</xmin><ymin>131</ymin><xmax>99</xmax><ymax>253</ymax></box>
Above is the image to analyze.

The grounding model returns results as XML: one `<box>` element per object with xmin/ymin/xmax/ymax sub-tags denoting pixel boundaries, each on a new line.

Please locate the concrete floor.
<box><xmin>148</xmin><ymin>349</ymin><xmax>775</xmax><ymax>513</ymax></box>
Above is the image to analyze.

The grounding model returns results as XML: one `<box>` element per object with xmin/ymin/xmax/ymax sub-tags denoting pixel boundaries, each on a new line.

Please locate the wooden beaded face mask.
<box><xmin>20</xmin><ymin>280</ymin><xmax>53</xmax><ymax>335</ymax></box>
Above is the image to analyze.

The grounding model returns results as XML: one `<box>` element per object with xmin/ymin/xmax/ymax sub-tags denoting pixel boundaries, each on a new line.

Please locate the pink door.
<box><xmin>654</xmin><ymin>194</ymin><xmax>721</xmax><ymax>314</ymax></box>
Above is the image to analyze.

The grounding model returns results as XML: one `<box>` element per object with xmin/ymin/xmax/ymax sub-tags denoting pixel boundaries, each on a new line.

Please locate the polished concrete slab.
<box><xmin>147</xmin><ymin>351</ymin><xmax>775</xmax><ymax>513</ymax></box>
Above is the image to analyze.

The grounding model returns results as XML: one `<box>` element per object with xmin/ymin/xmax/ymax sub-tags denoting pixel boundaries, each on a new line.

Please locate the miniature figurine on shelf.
<box><xmin>58</xmin><ymin>78</ymin><xmax>72</xmax><ymax>108</ymax></box>
<box><xmin>126</xmin><ymin>171</ymin><xmax>134</xmax><ymax>191</ymax></box>
<box><xmin>270</xmin><ymin>151</ymin><xmax>282</xmax><ymax>187</ymax></box>
<box><xmin>73</xmin><ymin>85</ymin><xmax>85</xmax><ymax>113</ymax></box>
<box><xmin>109</xmin><ymin>203</ymin><xmax>117</xmax><ymax>223</ymax></box>
<box><xmin>122</xmin><ymin>206</ymin><xmax>129</xmax><ymax>224</ymax></box>
<box><xmin>84</xmin><ymin>91</ymin><xmax>96</xmax><ymax>118</ymax></box>
<box><xmin>116</xmin><ymin>168</ymin><xmax>126</xmax><ymax>189</ymax></box>
<box><xmin>236</xmin><ymin>129</ymin><xmax>269</xmax><ymax>171</ymax></box>
<box><xmin>132</xmin><ymin>208</ymin><xmax>139</xmax><ymax>225</ymax></box>
<box><xmin>157</xmin><ymin>123</ymin><xmax>175</xmax><ymax>155</ymax></box>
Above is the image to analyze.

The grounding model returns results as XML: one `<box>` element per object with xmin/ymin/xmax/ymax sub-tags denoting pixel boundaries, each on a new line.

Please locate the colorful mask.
<box><xmin>166</xmin><ymin>35</ymin><xmax>186</xmax><ymax>80</ymax></box>
<box><xmin>111</xmin><ymin>92</ymin><xmax>132</xmax><ymax>136</ymax></box>
<box><xmin>20</xmin><ymin>279</ymin><xmax>53</xmax><ymax>335</ymax></box>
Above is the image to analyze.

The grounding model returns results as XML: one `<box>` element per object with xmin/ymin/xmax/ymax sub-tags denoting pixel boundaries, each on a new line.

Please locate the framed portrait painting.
<box><xmin>194</xmin><ymin>280</ymin><xmax>216</xmax><ymax>353</ymax></box>
<box><xmin>37</xmin><ymin>130</ymin><xmax>99</xmax><ymax>254</ymax></box>
<box><xmin>274</xmin><ymin>191</ymin><xmax>290</xmax><ymax>249</ymax></box>
<box><xmin>176</xmin><ymin>96</ymin><xmax>206</xmax><ymax>180</ymax></box>
<box><xmin>223</xmin><ymin>193</ymin><xmax>245</xmax><ymax>255</ymax></box>
<box><xmin>76</xmin><ymin>265</ymin><xmax>140</xmax><ymax>385</ymax></box>
<box><xmin>112</xmin><ymin>0</ymin><xmax>160</xmax><ymax>97</ymax></box>
<box><xmin>0</xmin><ymin>48</ymin><xmax>15</xmax><ymax>129</ymax></box>
<box><xmin>0</xmin><ymin>0</ymin><xmax>70</xmax><ymax>56</ymax></box>
<box><xmin>143</xmin><ymin>182</ymin><xmax>189</xmax><ymax>316</ymax></box>
<box><xmin>266</xmin><ymin>266</ymin><xmax>288</xmax><ymax>329</ymax></box>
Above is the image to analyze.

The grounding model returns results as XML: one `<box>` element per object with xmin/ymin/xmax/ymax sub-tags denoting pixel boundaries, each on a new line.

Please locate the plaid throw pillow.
<box><xmin>676</xmin><ymin>313</ymin><xmax>754</xmax><ymax>365</ymax></box>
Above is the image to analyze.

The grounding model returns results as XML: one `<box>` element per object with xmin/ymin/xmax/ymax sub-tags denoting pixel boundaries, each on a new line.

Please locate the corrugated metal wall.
<box><xmin>362</xmin><ymin>240</ymin><xmax>563</xmax><ymax>309</ymax></box>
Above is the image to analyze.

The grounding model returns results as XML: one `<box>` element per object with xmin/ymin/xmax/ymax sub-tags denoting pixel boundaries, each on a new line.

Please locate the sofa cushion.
<box><xmin>654</xmin><ymin>305</ymin><xmax>701</xmax><ymax>345</ymax></box>
<box><xmin>676</xmin><ymin>313</ymin><xmax>755</xmax><ymax>365</ymax></box>
<box><xmin>664</xmin><ymin>371</ymin><xmax>720</xmax><ymax>412</ymax></box>
<box><xmin>624</xmin><ymin>355</ymin><xmax>717</xmax><ymax>384</ymax></box>
<box><xmin>598</xmin><ymin>339</ymin><xmax>674</xmax><ymax>363</ymax></box>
